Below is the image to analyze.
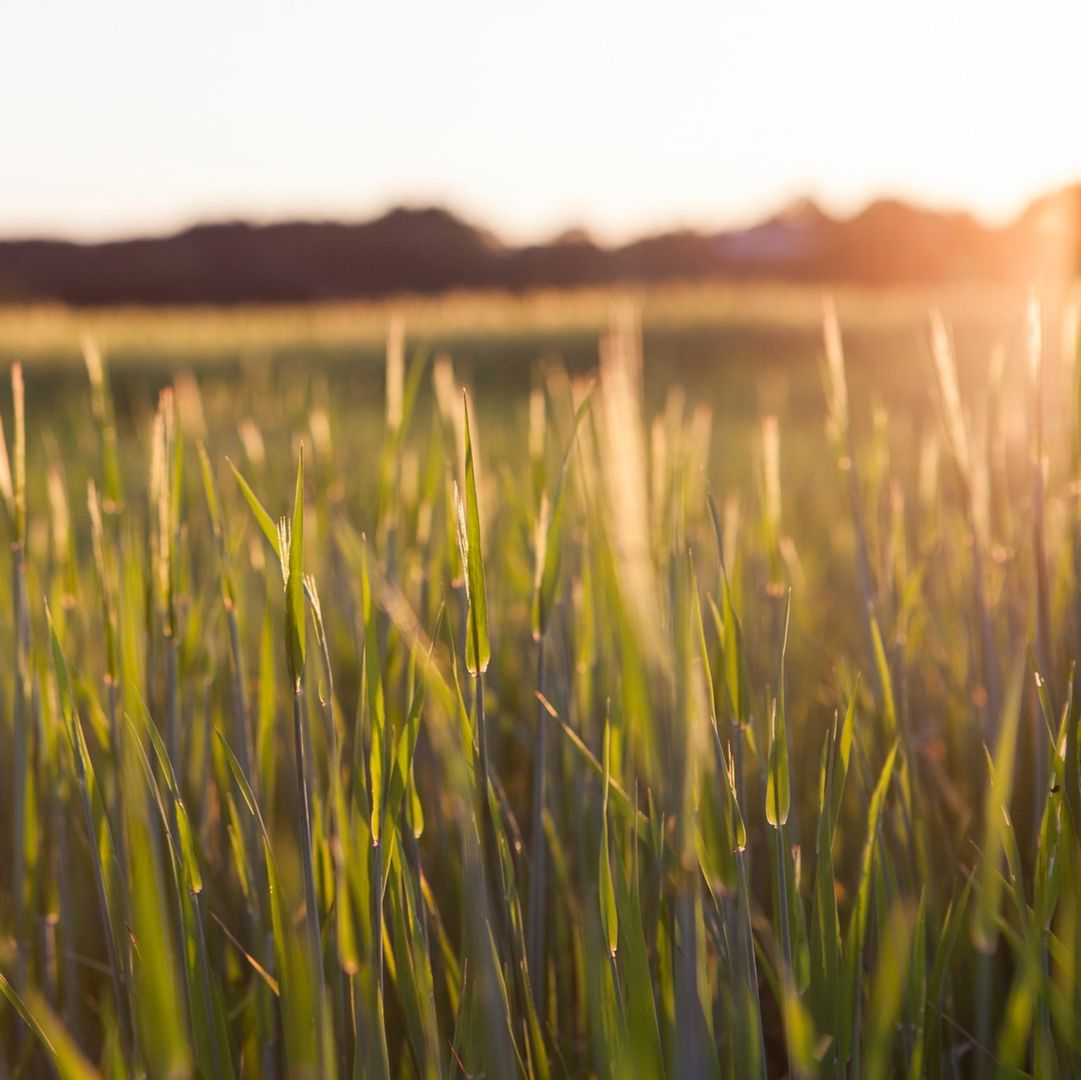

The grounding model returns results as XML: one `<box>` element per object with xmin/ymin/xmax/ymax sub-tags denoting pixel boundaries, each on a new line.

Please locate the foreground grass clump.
<box><xmin>0</xmin><ymin>295</ymin><xmax>1080</xmax><ymax>1078</ymax></box>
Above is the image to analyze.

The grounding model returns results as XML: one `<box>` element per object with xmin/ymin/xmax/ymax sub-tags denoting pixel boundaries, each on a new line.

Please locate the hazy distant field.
<box><xmin>0</xmin><ymin>279</ymin><xmax>1051</xmax><ymax>454</ymax></box>
<box><xmin>1</xmin><ymin>280</ymin><xmax>1080</xmax><ymax>1077</ymax></box>
<box><xmin>0</xmin><ymin>280</ymin><xmax>1060</xmax><ymax>514</ymax></box>
<box><xmin>0</xmin><ymin>279</ymin><xmax>1038</xmax><ymax>376</ymax></box>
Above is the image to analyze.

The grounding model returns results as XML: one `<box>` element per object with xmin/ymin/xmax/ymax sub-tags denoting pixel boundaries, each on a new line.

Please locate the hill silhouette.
<box><xmin>1</xmin><ymin>188</ymin><xmax>1077</xmax><ymax>305</ymax></box>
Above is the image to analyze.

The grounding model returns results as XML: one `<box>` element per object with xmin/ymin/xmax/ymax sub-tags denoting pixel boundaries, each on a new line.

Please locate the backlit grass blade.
<box><xmin>922</xmin><ymin>871</ymin><xmax>973</xmax><ymax>1071</ymax></box>
<box><xmin>228</xmin><ymin>457</ymin><xmax>281</xmax><ymax>559</ymax></box>
<box><xmin>531</xmin><ymin>383</ymin><xmax>592</xmax><ymax>642</ymax></box>
<box><xmin>198</xmin><ymin>442</ymin><xmax>257</xmax><ymax>793</ymax></box>
<box><xmin>285</xmin><ymin>449</ymin><xmax>306</xmax><ymax>688</ymax></box>
<box><xmin>360</xmin><ymin>539</ymin><xmax>387</xmax><ymax>846</ymax></box>
<box><xmin>599</xmin><ymin>717</ymin><xmax>618</xmax><ymax>961</ymax></box>
<box><xmin>359</xmin><ymin>536</ymin><xmax>392</xmax><ymax>1075</ymax></box>
<box><xmin>0</xmin><ymin>409</ymin><xmax>13</xmax><ymax>520</ymax></box>
<box><xmin>128</xmin><ymin>708</ymin><xmax>229</xmax><ymax>1080</ymax></box>
<box><xmin>869</xmin><ymin>613</ymin><xmax>897</xmax><ymax>735</ymax></box>
<box><xmin>1061</xmin><ymin>673</ymin><xmax>1081</xmax><ymax>852</ymax></box>
<box><xmin>809</xmin><ymin>722</ymin><xmax>841</xmax><ymax>1053</ymax></box>
<box><xmin>383</xmin><ymin>638</ymin><xmax>432</xmax><ymax>849</ymax></box>
<box><xmin>384</xmin><ymin>870</ymin><xmax>440</xmax><ymax>1080</ymax></box>
<box><xmin>459</xmin><ymin>393</ymin><xmax>490</xmax><ymax>675</ymax></box>
<box><xmin>840</xmin><ymin>740</ymin><xmax>898</xmax><ymax>1068</ymax></box>
<box><xmin>47</xmin><ymin>609</ymin><xmax>132</xmax><ymax>1064</ymax></box>
<box><xmin>216</xmin><ymin>728</ymin><xmax>319</xmax><ymax>1075</ymax></box>
<box><xmin>765</xmin><ymin>701</ymin><xmax>790</xmax><ymax>829</ymax></box>
<box><xmin>121</xmin><ymin>730</ymin><xmax>192</xmax><ymax>1078</ymax></box>
<box><xmin>83</xmin><ymin>338</ymin><xmax>124</xmax><ymax>510</ymax></box>
<box><xmin>865</xmin><ymin>901</ymin><xmax>917</xmax><ymax>1080</ymax></box>
<box><xmin>527</xmin><ymin>386</ymin><xmax>592</xmax><ymax>1012</ymax></box>
<box><xmin>230</xmin><ymin>449</ymin><xmax>325</xmax><ymax>1072</ymax></box>
<box><xmin>612</xmin><ymin>847</ymin><xmax>663</xmax><ymax>1078</ymax></box>
<box><xmin>972</xmin><ymin>665</ymin><xmax>1024</xmax><ymax>954</ymax></box>
<box><xmin>0</xmin><ymin>974</ymin><xmax>101</xmax><ymax>1080</ymax></box>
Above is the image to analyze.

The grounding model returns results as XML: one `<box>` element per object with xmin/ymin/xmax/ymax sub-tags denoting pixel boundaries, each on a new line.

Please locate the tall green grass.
<box><xmin>0</xmin><ymin>292</ymin><xmax>1079</xmax><ymax>1078</ymax></box>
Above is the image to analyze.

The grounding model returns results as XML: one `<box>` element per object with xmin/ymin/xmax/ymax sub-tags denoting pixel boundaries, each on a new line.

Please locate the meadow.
<box><xmin>0</xmin><ymin>280</ymin><xmax>1078</xmax><ymax>1078</ymax></box>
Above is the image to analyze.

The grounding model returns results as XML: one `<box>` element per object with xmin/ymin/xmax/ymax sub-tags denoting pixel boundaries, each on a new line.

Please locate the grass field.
<box><xmin>0</xmin><ymin>281</ymin><xmax>1079</xmax><ymax>1078</ymax></box>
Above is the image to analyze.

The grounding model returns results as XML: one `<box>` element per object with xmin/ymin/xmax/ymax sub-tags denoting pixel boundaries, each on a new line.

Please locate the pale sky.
<box><xmin>4</xmin><ymin>1</ymin><xmax>1081</xmax><ymax>243</ymax></box>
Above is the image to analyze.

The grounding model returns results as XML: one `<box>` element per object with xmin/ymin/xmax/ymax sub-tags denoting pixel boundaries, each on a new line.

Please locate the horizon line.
<box><xmin>3</xmin><ymin>181</ymin><xmax>1073</xmax><ymax>250</ymax></box>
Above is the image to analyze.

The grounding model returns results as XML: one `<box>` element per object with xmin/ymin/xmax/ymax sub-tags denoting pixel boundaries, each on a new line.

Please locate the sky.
<box><xmin>4</xmin><ymin>1</ymin><xmax>1081</xmax><ymax>244</ymax></box>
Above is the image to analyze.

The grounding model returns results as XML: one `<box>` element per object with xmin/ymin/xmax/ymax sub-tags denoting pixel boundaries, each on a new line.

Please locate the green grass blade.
<box><xmin>0</xmin><ymin>974</ymin><xmax>101</xmax><ymax>1080</ymax></box>
<box><xmin>599</xmin><ymin>717</ymin><xmax>618</xmax><ymax>960</ymax></box>
<box><xmin>228</xmin><ymin>456</ymin><xmax>282</xmax><ymax>559</ymax></box>
<box><xmin>459</xmin><ymin>394</ymin><xmax>490</xmax><ymax>675</ymax></box>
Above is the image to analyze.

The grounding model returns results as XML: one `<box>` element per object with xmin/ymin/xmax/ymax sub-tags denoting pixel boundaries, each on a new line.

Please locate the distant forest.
<box><xmin>1</xmin><ymin>187</ymin><xmax>1077</xmax><ymax>305</ymax></box>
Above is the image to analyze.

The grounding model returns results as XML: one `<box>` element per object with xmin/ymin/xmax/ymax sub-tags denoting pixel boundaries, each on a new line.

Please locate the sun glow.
<box><xmin>2</xmin><ymin>1</ymin><xmax>1081</xmax><ymax>244</ymax></box>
